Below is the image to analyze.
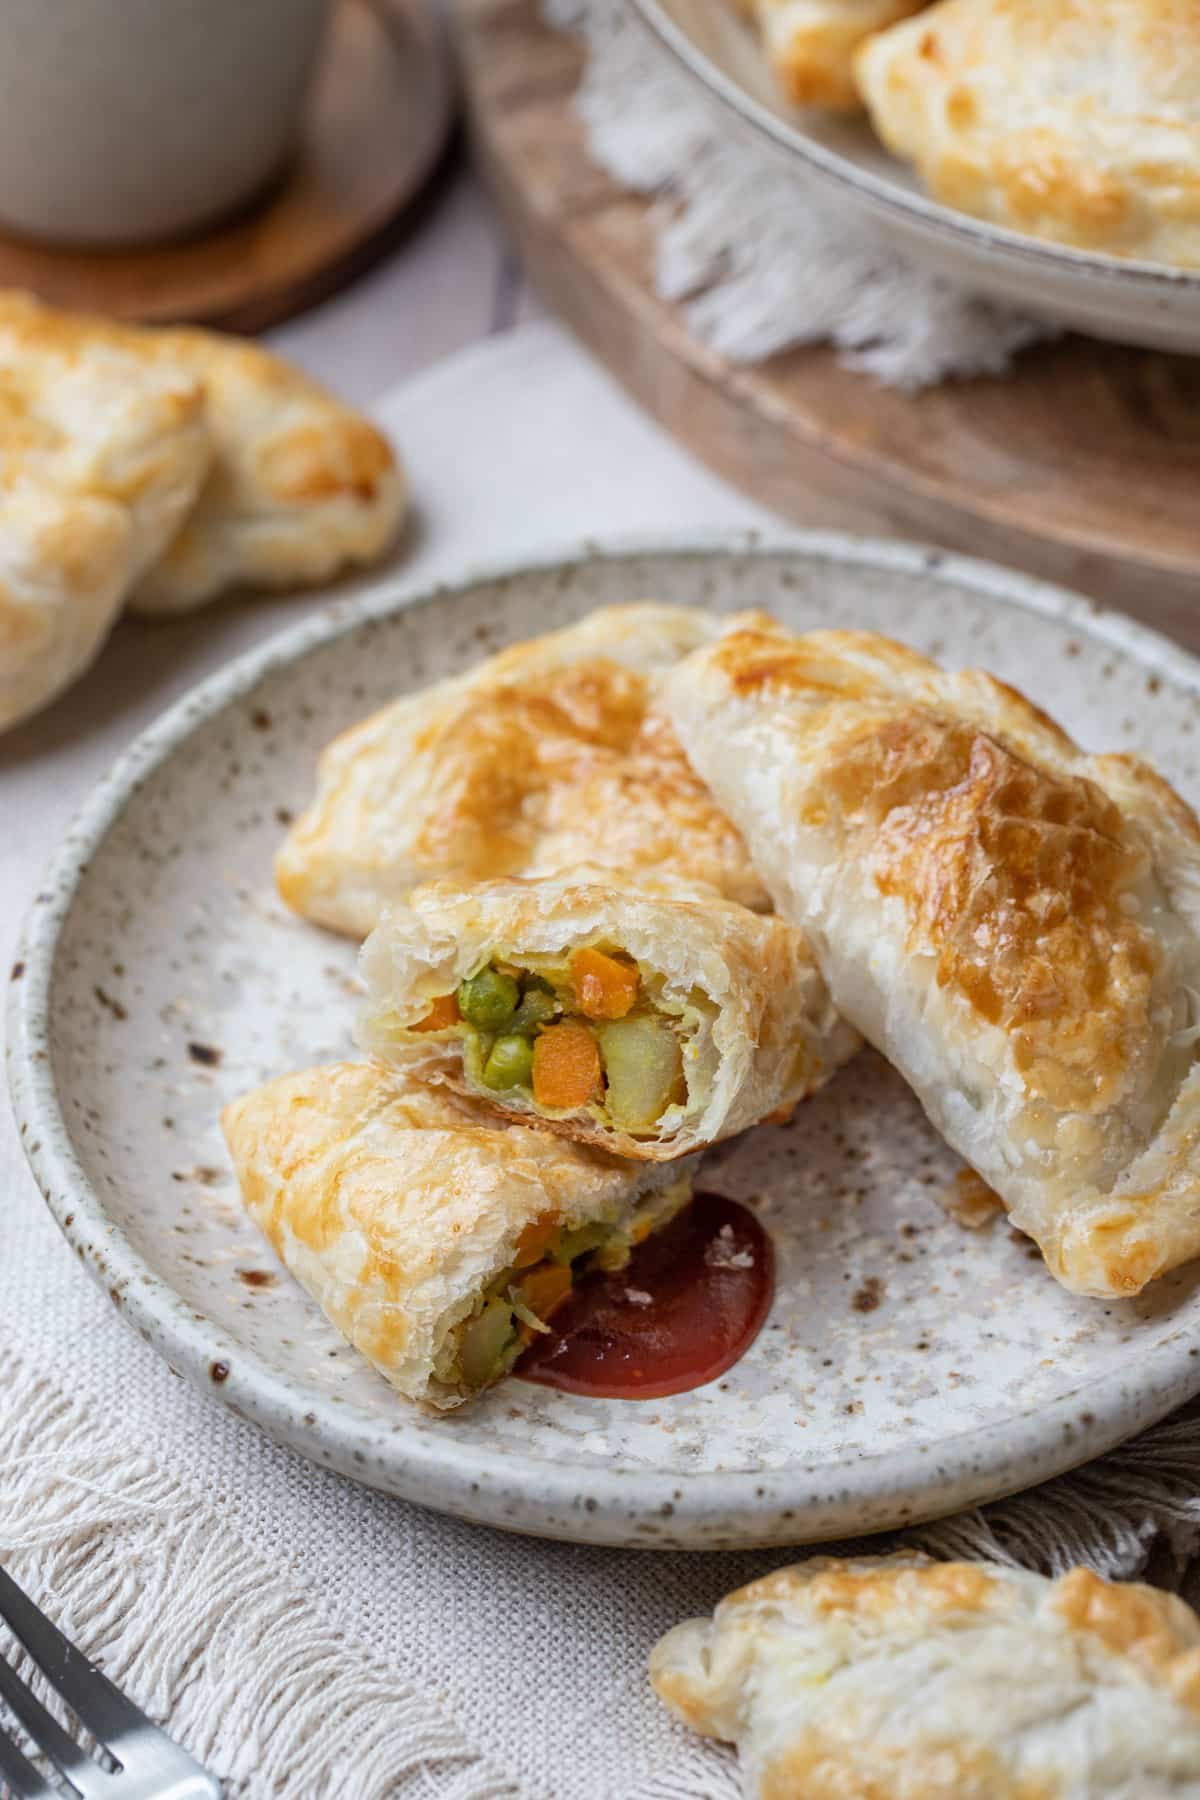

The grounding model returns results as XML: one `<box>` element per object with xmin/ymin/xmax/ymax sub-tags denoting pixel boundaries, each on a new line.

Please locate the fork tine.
<box><xmin>0</xmin><ymin>1651</ymin><xmax>108</xmax><ymax>1796</ymax></box>
<box><xmin>0</xmin><ymin>1565</ymin><xmax>148</xmax><ymax>1750</ymax></box>
<box><xmin>0</xmin><ymin>1718</ymin><xmax>56</xmax><ymax>1798</ymax></box>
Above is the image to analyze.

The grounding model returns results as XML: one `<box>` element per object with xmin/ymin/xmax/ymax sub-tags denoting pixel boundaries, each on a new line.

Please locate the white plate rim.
<box><xmin>11</xmin><ymin>526</ymin><xmax>1200</xmax><ymax>1548</ymax></box>
<box><xmin>628</xmin><ymin>0</ymin><xmax>1200</xmax><ymax>296</ymax></box>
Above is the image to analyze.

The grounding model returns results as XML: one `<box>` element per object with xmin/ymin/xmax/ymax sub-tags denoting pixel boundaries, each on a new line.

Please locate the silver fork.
<box><xmin>0</xmin><ymin>1564</ymin><xmax>220</xmax><ymax>1799</ymax></box>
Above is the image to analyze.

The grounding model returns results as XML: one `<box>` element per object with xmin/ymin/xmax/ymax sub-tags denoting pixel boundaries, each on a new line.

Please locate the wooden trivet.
<box><xmin>456</xmin><ymin>0</ymin><xmax>1200</xmax><ymax>647</ymax></box>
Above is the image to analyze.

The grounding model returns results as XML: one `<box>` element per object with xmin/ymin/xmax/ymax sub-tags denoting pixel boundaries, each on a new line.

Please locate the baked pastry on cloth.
<box><xmin>665</xmin><ymin>619</ymin><xmax>1200</xmax><ymax>1297</ymax></box>
<box><xmin>857</xmin><ymin>0</ymin><xmax>1200</xmax><ymax>265</ymax></box>
<box><xmin>358</xmin><ymin>872</ymin><xmax>859</xmax><ymax>1160</ymax></box>
<box><xmin>651</xmin><ymin>1552</ymin><xmax>1200</xmax><ymax>1798</ymax></box>
<box><xmin>128</xmin><ymin>326</ymin><xmax>404</xmax><ymax>614</ymax></box>
<box><xmin>222</xmin><ymin>1061</ymin><xmax>695</xmax><ymax>1410</ymax></box>
<box><xmin>276</xmin><ymin>603</ymin><xmax>771</xmax><ymax>939</ymax></box>
<box><xmin>0</xmin><ymin>293</ymin><xmax>210</xmax><ymax>730</ymax></box>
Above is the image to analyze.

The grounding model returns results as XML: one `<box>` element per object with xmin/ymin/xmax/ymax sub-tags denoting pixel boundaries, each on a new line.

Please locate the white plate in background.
<box><xmin>631</xmin><ymin>0</ymin><xmax>1200</xmax><ymax>355</ymax></box>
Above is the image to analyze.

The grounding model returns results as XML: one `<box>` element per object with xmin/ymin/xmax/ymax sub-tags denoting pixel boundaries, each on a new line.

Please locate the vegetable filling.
<box><xmin>454</xmin><ymin>1176</ymin><xmax>693</xmax><ymax>1393</ymax></box>
<box><xmin>413</xmin><ymin>948</ymin><xmax>696</xmax><ymax>1134</ymax></box>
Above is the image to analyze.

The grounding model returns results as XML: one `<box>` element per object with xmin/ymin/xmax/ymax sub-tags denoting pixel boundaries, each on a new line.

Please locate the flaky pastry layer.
<box><xmin>651</xmin><ymin>1553</ymin><xmax>1200</xmax><ymax>1799</ymax></box>
<box><xmin>666</xmin><ymin>619</ymin><xmax>1200</xmax><ymax>1296</ymax></box>
<box><xmin>858</xmin><ymin>0</ymin><xmax>1200</xmax><ymax>266</ymax></box>
<box><xmin>222</xmin><ymin>1061</ymin><xmax>692</xmax><ymax>1409</ymax></box>
<box><xmin>276</xmin><ymin>603</ymin><xmax>770</xmax><ymax>938</ymax></box>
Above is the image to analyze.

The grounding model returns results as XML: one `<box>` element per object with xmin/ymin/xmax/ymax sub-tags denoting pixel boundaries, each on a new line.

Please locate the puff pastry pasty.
<box><xmin>358</xmin><ymin>873</ymin><xmax>858</xmax><ymax>1161</ymax></box>
<box><xmin>0</xmin><ymin>292</ymin><xmax>210</xmax><ymax>730</ymax></box>
<box><xmin>651</xmin><ymin>1553</ymin><xmax>1200</xmax><ymax>1798</ymax></box>
<box><xmin>276</xmin><ymin>604</ymin><xmax>771</xmax><ymax>939</ymax></box>
<box><xmin>129</xmin><ymin>327</ymin><xmax>405</xmax><ymax>614</ymax></box>
<box><xmin>857</xmin><ymin>0</ymin><xmax>1200</xmax><ymax>266</ymax></box>
<box><xmin>757</xmin><ymin>1</ymin><xmax>929</xmax><ymax>110</ymax></box>
<box><xmin>666</xmin><ymin>621</ymin><xmax>1200</xmax><ymax>1297</ymax></box>
<box><xmin>221</xmin><ymin>1061</ymin><xmax>695</xmax><ymax>1409</ymax></box>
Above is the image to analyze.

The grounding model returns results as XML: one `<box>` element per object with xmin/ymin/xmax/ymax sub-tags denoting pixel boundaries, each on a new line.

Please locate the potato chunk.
<box><xmin>596</xmin><ymin>1016</ymin><xmax>685</xmax><ymax>1132</ymax></box>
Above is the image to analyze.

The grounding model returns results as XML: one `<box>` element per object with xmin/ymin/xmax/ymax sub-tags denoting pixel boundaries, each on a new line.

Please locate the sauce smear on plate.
<box><xmin>518</xmin><ymin>1192</ymin><xmax>774</xmax><ymax>1400</ymax></box>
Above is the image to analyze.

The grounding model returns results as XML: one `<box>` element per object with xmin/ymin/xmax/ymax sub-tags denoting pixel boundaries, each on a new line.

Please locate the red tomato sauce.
<box><xmin>517</xmin><ymin>1192</ymin><xmax>774</xmax><ymax>1400</ymax></box>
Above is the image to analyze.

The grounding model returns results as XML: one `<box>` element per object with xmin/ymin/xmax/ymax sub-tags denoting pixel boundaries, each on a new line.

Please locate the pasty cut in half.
<box><xmin>358</xmin><ymin>874</ymin><xmax>859</xmax><ymax>1161</ymax></box>
<box><xmin>665</xmin><ymin>621</ymin><xmax>1200</xmax><ymax>1297</ymax></box>
<box><xmin>221</xmin><ymin>1062</ymin><xmax>696</xmax><ymax>1410</ymax></box>
<box><xmin>756</xmin><ymin>1</ymin><xmax>930</xmax><ymax>110</ymax></box>
<box><xmin>275</xmin><ymin>603</ymin><xmax>772</xmax><ymax>939</ymax></box>
<box><xmin>651</xmin><ymin>1553</ymin><xmax>1200</xmax><ymax>1799</ymax></box>
<box><xmin>857</xmin><ymin>0</ymin><xmax>1200</xmax><ymax>266</ymax></box>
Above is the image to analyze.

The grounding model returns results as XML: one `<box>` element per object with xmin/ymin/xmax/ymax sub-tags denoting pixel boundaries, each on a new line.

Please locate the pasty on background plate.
<box><xmin>358</xmin><ymin>873</ymin><xmax>859</xmax><ymax>1161</ymax></box>
<box><xmin>0</xmin><ymin>292</ymin><xmax>210</xmax><ymax>731</ymax></box>
<box><xmin>275</xmin><ymin>604</ymin><xmax>770</xmax><ymax>939</ymax></box>
<box><xmin>666</xmin><ymin>620</ymin><xmax>1200</xmax><ymax>1297</ymax></box>
<box><xmin>756</xmin><ymin>0</ymin><xmax>929</xmax><ymax>110</ymax></box>
<box><xmin>128</xmin><ymin>327</ymin><xmax>405</xmax><ymax>614</ymax></box>
<box><xmin>857</xmin><ymin>0</ymin><xmax>1200</xmax><ymax>266</ymax></box>
<box><xmin>222</xmin><ymin>1061</ymin><xmax>695</xmax><ymax>1410</ymax></box>
<box><xmin>651</xmin><ymin>1553</ymin><xmax>1200</xmax><ymax>1798</ymax></box>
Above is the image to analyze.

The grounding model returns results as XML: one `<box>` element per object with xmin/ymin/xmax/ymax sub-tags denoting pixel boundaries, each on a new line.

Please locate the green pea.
<box><xmin>512</xmin><ymin>985</ymin><xmax>559</xmax><ymax>1033</ymax></box>
<box><xmin>460</xmin><ymin>1298</ymin><xmax>516</xmax><ymax>1390</ymax></box>
<box><xmin>482</xmin><ymin>1033</ymin><xmax>535</xmax><ymax>1090</ymax></box>
<box><xmin>457</xmin><ymin>966</ymin><xmax>520</xmax><ymax>1031</ymax></box>
<box><xmin>552</xmin><ymin>1221</ymin><xmax>610</xmax><ymax>1265</ymax></box>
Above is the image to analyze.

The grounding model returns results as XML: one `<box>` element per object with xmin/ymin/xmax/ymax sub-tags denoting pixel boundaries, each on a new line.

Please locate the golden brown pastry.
<box><xmin>0</xmin><ymin>292</ymin><xmax>210</xmax><ymax>731</ymax></box>
<box><xmin>358</xmin><ymin>872</ymin><xmax>859</xmax><ymax>1160</ymax></box>
<box><xmin>221</xmin><ymin>1061</ymin><xmax>695</xmax><ymax>1410</ymax></box>
<box><xmin>651</xmin><ymin>1553</ymin><xmax>1200</xmax><ymax>1798</ymax></box>
<box><xmin>275</xmin><ymin>604</ymin><xmax>771</xmax><ymax>939</ymax></box>
<box><xmin>857</xmin><ymin>0</ymin><xmax>1200</xmax><ymax>266</ymax></box>
<box><xmin>757</xmin><ymin>0</ymin><xmax>929</xmax><ymax>110</ymax></box>
<box><xmin>129</xmin><ymin>327</ymin><xmax>405</xmax><ymax>613</ymax></box>
<box><xmin>665</xmin><ymin>620</ymin><xmax>1200</xmax><ymax>1298</ymax></box>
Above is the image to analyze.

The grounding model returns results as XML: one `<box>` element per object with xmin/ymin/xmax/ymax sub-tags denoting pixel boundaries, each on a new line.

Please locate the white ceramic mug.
<box><xmin>0</xmin><ymin>0</ymin><xmax>333</xmax><ymax>247</ymax></box>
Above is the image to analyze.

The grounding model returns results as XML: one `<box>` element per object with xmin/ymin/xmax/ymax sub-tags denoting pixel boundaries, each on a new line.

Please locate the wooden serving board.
<box><xmin>0</xmin><ymin>0</ymin><xmax>453</xmax><ymax>334</ymax></box>
<box><xmin>456</xmin><ymin>0</ymin><xmax>1200</xmax><ymax>647</ymax></box>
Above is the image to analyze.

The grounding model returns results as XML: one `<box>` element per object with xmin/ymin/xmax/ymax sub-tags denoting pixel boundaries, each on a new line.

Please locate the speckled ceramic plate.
<box><xmin>631</xmin><ymin>0</ymin><xmax>1200</xmax><ymax>355</ymax></box>
<box><xmin>12</xmin><ymin>532</ymin><xmax>1200</xmax><ymax>1550</ymax></box>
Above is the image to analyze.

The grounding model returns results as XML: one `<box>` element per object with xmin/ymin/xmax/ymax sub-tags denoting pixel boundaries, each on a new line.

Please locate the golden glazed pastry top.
<box><xmin>276</xmin><ymin>604</ymin><xmax>771</xmax><ymax>938</ymax></box>
<box><xmin>756</xmin><ymin>0</ymin><xmax>930</xmax><ymax>110</ymax></box>
<box><xmin>127</xmin><ymin>325</ymin><xmax>404</xmax><ymax>614</ymax></box>
<box><xmin>857</xmin><ymin>0</ymin><xmax>1200</xmax><ymax>266</ymax></box>
<box><xmin>665</xmin><ymin>620</ymin><xmax>1200</xmax><ymax>1297</ymax></box>
<box><xmin>0</xmin><ymin>289</ymin><xmax>404</xmax><ymax>729</ymax></box>
<box><xmin>0</xmin><ymin>291</ymin><xmax>211</xmax><ymax>731</ymax></box>
<box><xmin>651</xmin><ymin>1553</ymin><xmax>1200</xmax><ymax>1798</ymax></box>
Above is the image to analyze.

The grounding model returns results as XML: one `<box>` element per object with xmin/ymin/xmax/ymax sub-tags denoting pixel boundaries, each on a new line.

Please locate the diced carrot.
<box><xmin>533</xmin><ymin>1019</ymin><xmax>602</xmax><ymax>1109</ymax></box>
<box><xmin>513</xmin><ymin>1212</ymin><xmax>559</xmax><ymax>1269</ymax></box>
<box><xmin>410</xmin><ymin>992</ymin><xmax>460</xmax><ymax>1032</ymax></box>
<box><xmin>518</xmin><ymin>1262</ymin><xmax>573</xmax><ymax>1323</ymax></box>
<box><xmin>571</xmin><ymin>947</ymin><xmax>639</xmax><ymax>1019</ymax></box>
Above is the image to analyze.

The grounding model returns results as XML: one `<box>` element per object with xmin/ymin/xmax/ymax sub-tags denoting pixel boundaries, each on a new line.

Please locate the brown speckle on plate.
<box><xmin>851</xmin><ymin>1277</ymin><xmax>885</xmax><ymax>1315</ymax></box>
